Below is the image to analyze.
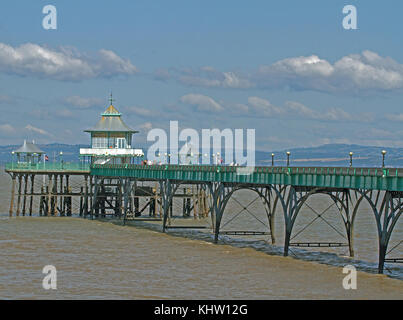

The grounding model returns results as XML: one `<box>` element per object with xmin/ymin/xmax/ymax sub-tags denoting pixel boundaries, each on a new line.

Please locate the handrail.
<box><xmin>5</xmin><ymin>162</ymin><xmax>90</xmax><ymax>172</ymax></box>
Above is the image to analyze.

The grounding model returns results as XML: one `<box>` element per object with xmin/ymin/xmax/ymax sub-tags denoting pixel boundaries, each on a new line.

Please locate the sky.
<box><xmin>1</xmin><ymin>0</ymin><xmax>403</xmax><ymax>151</ymax></box>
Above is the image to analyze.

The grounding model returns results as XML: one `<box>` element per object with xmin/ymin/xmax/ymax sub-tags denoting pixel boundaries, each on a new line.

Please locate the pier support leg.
<box><xmin>29</xmin><ymin>175</ymin><xmax>35</xmax><ymax>216</ymax></box>
<box><xmin>91</xmin><ymin>177</ymin><xmax>100</xmax><ymax>220</ymax></box>
<box><xmin>9</xmin><ymin>174</ymin><xmax>16</xmax><ymax>217</ymax></box>
<box><xmin>84</xmin><ymin>176</ymin><xmax>89</xmax><ymax>217</ymax></box>
<box><xmin>22</xmin><ymin>175</ymin><xmax>28</xmax><ymax>216</ymax></box>
<box><xmin>282</xmin><ymin>186</ymin><xmax>305</xmax><ymax>257</ymax></box>
<box><xmin>123</xmin><ymin>178</ymin><xmax>131</xmax><ymax>225</ymax></box>
<box><xmin>206</xmin><ymin>182</ymin><xmax>226</xmax><ymax>244</ymax></box>
<box><xmin>160</xmin><ymin>180</ymin><xmax>180</xmax><ymax>233</ymax></box>
<box><xmin>59</xmin><ymin>175</ymin><xmax>64</xmax><ymax>216</ymax></box>
<box><xmin>16</xmin><ymin>175</ymin><xmax>22</xmax><ymax>216</ymax></box>
<box><xmin>47</xmin><ymin>175</ymin><xmax>53</xmax><ymax>216</ymax></box>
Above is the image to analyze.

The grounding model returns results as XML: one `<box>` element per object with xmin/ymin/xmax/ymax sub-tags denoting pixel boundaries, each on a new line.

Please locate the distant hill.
<box><xmin>257</xmin><ymin>144</ymin><xmax>403</xmax><ymax>168</ymax></box>
<box><xmin>0</xmin><ymin>143</ymin><xmax>401</xmax><ymax>168</ymax></box>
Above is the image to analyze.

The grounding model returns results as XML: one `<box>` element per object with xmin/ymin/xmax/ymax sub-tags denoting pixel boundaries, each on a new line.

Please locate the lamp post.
<box><xmin>349</xmin><ymin>152</ymin><xmax>353</xmax><ymax>168</ymax></box>
<box><xmin>286</xmin><ymin>151</ymin><xmax>291</xmax><ymax>167</ymax></box>
<box><xmin>156</xmin><ymin>152</ymin><xmax>160</xmax><ymax>164</ymax></box>
<box><xmin>381</xmin><ymin>150</ymin><xmax>387</xmax><ymax>168</ymax></box>
<box><xmin>60</xmin><ymin>151</ymin><xmax>63</xmax><ymax>169</ymax></box>
<box><xmin>271</xmin><ymin>153</ymin><xmax>275</xmax><ymax>166</ymax></box>
<box><xmin>168</xmin><ymin>153</ymin><xmax>171</xmax><ymax>165</ymax></box>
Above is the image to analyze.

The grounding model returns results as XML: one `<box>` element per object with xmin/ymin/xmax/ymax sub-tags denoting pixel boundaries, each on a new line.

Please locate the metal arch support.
<box><xmin>261</xmin><ymin>186</ymin><xmax>285</xmax><ymax>244</ymax></box>
<box><xmin>324</xmin><ymin>190</ymin><xmax>355</xmax><ymax>257</ymax></box>
<box><xmin>357</xmin><ymin>190</ymin><xmax>403</xmax><ymax>274</ymax></box>
<box><xmin>206</xmin><ymin>182</ymin><xmax>228</xmax><ymax>243</ymax></box>
<box><xmin>209</xmin><ymin>183</ymin><xmax>286</xmax><ymax>245</ymax></box>
<box><xmin>340</xmin><ymin>189</ymin><xmax>371</xmax><ymax>257</ymax></box>
<box><xmin>282</xmin><ymin>187</ymin><xmax>354</xmax><ymax>257</ymax></box>
<box><xmin>216</xmin><ymin>185</ymin><xmax>284</xmax><ymax>245</ymax></box>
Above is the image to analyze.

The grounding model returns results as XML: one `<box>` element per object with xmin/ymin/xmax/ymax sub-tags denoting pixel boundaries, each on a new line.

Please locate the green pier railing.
<box><xmin>91</xmin><ymin>164</ymin><xmax>403</xmax><ymax>192</ymax></box>
<box><xmin>5</xmin><ymin>162</ymin><xmax>90</xmax><ymax>173</ymax></box>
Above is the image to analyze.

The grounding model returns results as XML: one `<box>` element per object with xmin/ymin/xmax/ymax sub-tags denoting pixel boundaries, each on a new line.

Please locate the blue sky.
<box><xmin>1</xmin><ymin>0</ymin><xmax>403</xmax><ymax>151</ymax></box>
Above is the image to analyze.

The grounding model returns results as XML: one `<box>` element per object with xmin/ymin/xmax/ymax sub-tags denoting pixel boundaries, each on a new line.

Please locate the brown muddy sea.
<box><xmin>0</xmin><ymin>169</ymin><xmax>402</xmax><ymax>299</ymax></box>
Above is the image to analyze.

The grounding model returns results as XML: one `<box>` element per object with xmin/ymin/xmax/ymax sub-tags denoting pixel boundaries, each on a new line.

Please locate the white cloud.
<box><xmin>54</xmin><ymin>109</ymin><xmax>75</xmax><ymax>118</ymax></box>
<box><xmin>126</xmin><ymin>106</ymin><xmax>154</xmax><ymax>117</ymax></box>
<box><xmin>165</xmin><ymin>51</ymin><xmax>403</xmax><ymax>94</ymax></box>
<box><xmin>256</xmin><ymin>51</ymin><xmax>403</xmax><ymax>92</ymax></box>
<box><xmin>138</xmin><ymin>122</ymin><xmax>153</xmax><ymax>131</ymax></box>
<box><xmin>235</xmin><ymin>97</ymin><xmax>370</xmax><ymax>122</ymax></box>
<box><xmin>261</xmin><ymin>55</ymin><xmax>334</xmax><ymax>77</ymax></box>
<box><xmin>0</xmin><ymin>42</ymin><xmax>138</xmax><ymax>81</ymax></box>
<box><xmin>285</xmin><ymin>101</ymin><xmax>354</xmax><ymax>121</ymax></box>
<box><xmin>0</xmin><ymin>94</ymin><xmax>13</xmax><ymax>104</ymax></box>
<box><xmin>385</xmin><ymin>113</ymin><xmax>403</xmax><ymax>122</ymax></box>
<box><xmin>0</xmin><ymin>123</ymin><xmax>16</xmax><ymax>135</ymax></box>
<box><xmin>172</xmin><ymin>67</ymin><xmax>252</xmax><ymax>89</ymax></box>
<box><xmin>63</xmin><ymin>96</ymin><xmax>103</xmax><ymax>109</ymax></box>
<box><xmin>177</xmin><ymin>93</ymin><xmax>370</xmax><ymax>123</ymax></box>
<box><xmin>25</xmin><ymin>124</ymin><xmax>51</xmax><ymax>136</ymax></box>
<box><xmin>180</xmin><ymin>93</ymin><xmax>224</xmax><ymax>112</ymax></box>
<box><xmin>247</xmin><ymin>97</ymin><xmax>283</xmax><ymax>116</ymax></box>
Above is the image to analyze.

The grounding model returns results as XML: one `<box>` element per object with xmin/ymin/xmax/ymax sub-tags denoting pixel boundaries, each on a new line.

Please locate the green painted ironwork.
<box><xmin>5</xmin><ymin>162</ymin><xmax>90</xmax><ymax>173</ymax></box>
<box><xmin>91</xmin><ymin>164</ymin><xmax>403</xmax><ymax>192</ymax></box>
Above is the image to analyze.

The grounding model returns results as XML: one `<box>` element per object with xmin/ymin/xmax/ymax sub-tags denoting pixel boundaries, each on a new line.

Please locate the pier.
<box><xmin>5</xmin><ymin>162</ymin><xmax>402</xmax><ymax>274</ymax></box>
<box><xmin>3</xmin><ymin>96</ymin><xmax>402</xmax><ymax>275</ymax></box>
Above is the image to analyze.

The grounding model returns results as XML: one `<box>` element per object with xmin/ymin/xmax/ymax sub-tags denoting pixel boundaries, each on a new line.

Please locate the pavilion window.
<box><xmin>92</xmin><ymin>137</ymin><xmax>108</xmax><ymax>148</ymax></box>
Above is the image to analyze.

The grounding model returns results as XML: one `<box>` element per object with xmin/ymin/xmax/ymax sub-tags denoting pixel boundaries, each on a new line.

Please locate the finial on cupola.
<box><xmin>109</xmin><ymin>92</ymin><xmax>115</xmax><ymax>106</ymax></box>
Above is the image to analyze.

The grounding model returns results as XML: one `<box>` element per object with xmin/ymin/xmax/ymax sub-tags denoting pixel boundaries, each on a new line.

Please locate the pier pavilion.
<box><xmin>13</xmin><ymin>140</ymin><xmax>44</xmax><ymax>165</ymax></box>
<box><xmin>79</xmin><ymin>94</ymin><xmax>144</xmax><ymax>165</ymax></box>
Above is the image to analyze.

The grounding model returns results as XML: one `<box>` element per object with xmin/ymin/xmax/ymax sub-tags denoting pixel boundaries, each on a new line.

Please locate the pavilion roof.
<box><xmin>84</xmin><ymin>104</ymin><xmax>138</xmax><ymax>133</ymax></box>
<box><xmin>14</xmin><ymin>140</ymin><xmax>44</xmax><ymax>154</ymax></box>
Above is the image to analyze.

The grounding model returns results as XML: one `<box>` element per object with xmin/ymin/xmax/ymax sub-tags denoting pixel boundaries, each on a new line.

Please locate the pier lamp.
<box><xmin>203</xmin><ymin>153</ymin><xmax>208</xmax><ymax>165</ymax></box>
<box><xmin>271</xmin><ymin>153</ymin><xmax>275</xmax><ymax>166</ymax></box>
<box><xmin>381</xmin><ymin>150</ymin><xmax>387</xmax><ymax>168</ymax></box>
<box><xmin>349</xmin><ymin>152</ymin><xmax>353</xmax><ymax>167</ymax></box>
<box><xmin>168</xmin><ymin>153</ymin><xmax>171</xmax><ymax>165</ymax></box>
<box><xmin>60</xmin><ymin>151</ymin><xmax>63</xmax><ymax>168</ymax></box>
<box><xmin>217</xmin><ymin>152</ymin><xmax>220</xmax><ymax>165</ymax></box>
<box><xmin>286</xmin><ymin>151</ymin><xmax>291</xmax><ymax>167</ymax></box>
